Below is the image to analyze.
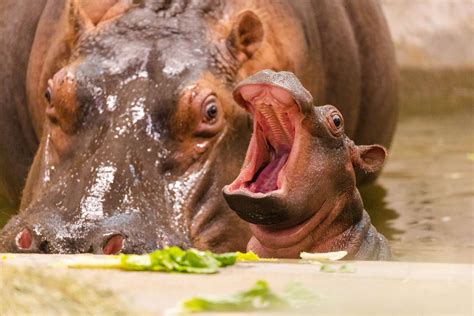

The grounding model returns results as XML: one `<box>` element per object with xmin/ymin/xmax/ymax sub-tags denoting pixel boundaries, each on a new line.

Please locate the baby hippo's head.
<box><xmin>223</xmin><ymin>70</ymin><xmax>386</xmax><ymax>254</ymax></box>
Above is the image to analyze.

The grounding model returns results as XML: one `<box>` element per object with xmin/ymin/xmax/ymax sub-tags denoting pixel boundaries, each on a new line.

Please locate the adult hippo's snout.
<box><xmin>0</xmin><ymin>210</ymin><xmax>159</xmax><ymax>254</ymax></box>
<box><xmin>0</xmin><ymin>149</ymin><xmax>191</xmax><ymax>254</ymax></box>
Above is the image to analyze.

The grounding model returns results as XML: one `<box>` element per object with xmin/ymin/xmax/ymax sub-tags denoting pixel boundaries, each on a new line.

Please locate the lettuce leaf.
<box><xmin>68</xmin><ymin>247</ymin><xmax>260</xmax><ymax>274</ymax></box>
<box><xmin>179</xmin><ymin>280</ymin><xmax>317</xmax><ymax>313</ymax></box>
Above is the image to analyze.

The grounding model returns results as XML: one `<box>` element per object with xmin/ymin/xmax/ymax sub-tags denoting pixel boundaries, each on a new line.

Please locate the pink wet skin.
<box><xmin>227</xmin><ymin>84</ymin><xmax>304</xmax><ymax>194</ymax></box>
<box><xmin>224</xmin><ymin>82</ymin><xmax>318</xmax><ymax>254</ymax></box>
<box><xmin>15</xmin><ymin>228</ymin><xmax>33</xmax><ymax>250</ymax></box>
<box><xmin>102</xmin><ymin>234</ymin><xmax>124</xmax><ymax>255</ymax></box>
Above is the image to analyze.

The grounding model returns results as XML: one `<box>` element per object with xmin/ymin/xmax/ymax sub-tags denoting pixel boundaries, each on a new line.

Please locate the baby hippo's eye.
<box><xmin>332</xmin><ymin>114</ymin><xmax>342</xmax><ymax>127</ymax></box>
<box><xmin>326</xmin><ymin>108</ymin><xmax>344</xmax><ymax>136</ymax></box>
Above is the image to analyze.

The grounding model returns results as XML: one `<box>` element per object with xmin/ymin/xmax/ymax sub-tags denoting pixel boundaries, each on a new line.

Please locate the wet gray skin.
<box><xmin>223</xmin><ymin>71</ymin><xmax>391</xmax><ymax>259</ymax></box>
<box><xmin>0</xmin><ymin>2</ymin><xmax>252</xmax><ymax>254</ymax></box>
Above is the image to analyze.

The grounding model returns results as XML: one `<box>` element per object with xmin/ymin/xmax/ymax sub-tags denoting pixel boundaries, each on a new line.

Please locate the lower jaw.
<box><xmin>247</xmin><ymin>204</ymin><xmax>324</xmax><ymax>251</ymax></box>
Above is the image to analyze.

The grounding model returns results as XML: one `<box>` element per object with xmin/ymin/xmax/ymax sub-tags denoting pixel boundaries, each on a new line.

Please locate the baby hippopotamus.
<box><xmin>223</xmin><ymin>70</ymin><xmax>391</xmax><ymax>260</ymax></box>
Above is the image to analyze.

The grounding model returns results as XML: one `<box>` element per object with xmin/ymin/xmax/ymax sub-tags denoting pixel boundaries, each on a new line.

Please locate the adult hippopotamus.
<box><xmin>224</xmin><ymin>70</ymin><xmax>391</xmax><ymax>259</ymax></box>
<box><xmin>0</xmin><ymin>0</ymin><xmax>397</xmax><ymax>254</ymax></box>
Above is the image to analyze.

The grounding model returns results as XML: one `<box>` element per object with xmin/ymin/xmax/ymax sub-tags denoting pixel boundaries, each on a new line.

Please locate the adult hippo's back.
<box><xmin>0</xmin><ymin>0</ymin><xmax>397</xmax><ymax>254</ymax></box>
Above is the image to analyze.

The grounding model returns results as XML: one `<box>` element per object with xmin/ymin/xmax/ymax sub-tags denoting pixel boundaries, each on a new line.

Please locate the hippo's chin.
<box><xmin>247</xmin><ymin>207</ymin><xmax>322</xmax><ymax>250</ymax></box>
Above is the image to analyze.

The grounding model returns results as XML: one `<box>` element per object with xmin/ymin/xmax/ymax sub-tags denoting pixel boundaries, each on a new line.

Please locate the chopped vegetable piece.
<box><xmin>67</xmin><ymin>247</ymin><xmax>259</xmax><ymax>274</ymax></box>
<box><xmin>235</xmin><ymin>251</ymin><xmax>260</xmax><ymax>261</ymax></box>
<box><xmin>320</xmin><ymin>264</ymin><xmax>337</xmax><ymax>273</ymax></box>
<box><xmin>300</xmin><ymin>250</ymin><xmax>347</xmax><ymax>261</ymax></box>
<box><xmin>339</xmin><ymin>264</ymin><xmax>356</xmax><ymax>273</ymax></box>
<box><xmin>1</xmin><ymin>254</ymin><xmax>15</xmax><ymax>261</ymax></box>
<box><xmin>178</xmin><ymin>280</ymin><xmax>317</xmax><ymax>313</ymax></box>
<box><xmin>319</xmin><ymin>264</ymin><xmax>355</xmax><ymax>273</ymax></box>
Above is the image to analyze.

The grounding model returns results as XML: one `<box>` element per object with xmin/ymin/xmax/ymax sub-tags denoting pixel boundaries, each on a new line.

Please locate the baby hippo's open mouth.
<box><xmin>223</xmin><ymin>72</ymin><xmax>310</xmax><ymax>226</ymax></box>
<box><xmin>226</xmin><ymin>84</ymin><xmax>303</xmax><ymax>194</ymax></box>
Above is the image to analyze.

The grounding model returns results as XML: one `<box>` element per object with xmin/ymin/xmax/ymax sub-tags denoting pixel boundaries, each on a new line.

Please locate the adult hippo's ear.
<box><xmin>352</xmin><ymin>145</ymin><xmax>387</xmax><ymax>173</ymax></box>
<box><xmin>227</xmin><ymin>11</ymin><xmax>264</xmax><ymax>63</ymax></box>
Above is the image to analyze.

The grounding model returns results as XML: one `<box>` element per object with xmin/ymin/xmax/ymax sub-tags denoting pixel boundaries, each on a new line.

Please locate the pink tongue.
<box><xmin>249</xmin><ymin>152</ymin><xmax>289</xmax><ymax>193</ymax></box>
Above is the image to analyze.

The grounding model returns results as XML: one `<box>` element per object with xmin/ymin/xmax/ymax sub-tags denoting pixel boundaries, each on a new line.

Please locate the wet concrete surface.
<box><xmin>1</xmin><ymin>254</ymin><xmax>472</xmax><ymax>315</ymax></box>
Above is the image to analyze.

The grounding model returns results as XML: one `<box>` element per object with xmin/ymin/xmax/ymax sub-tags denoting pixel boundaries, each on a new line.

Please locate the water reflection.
<box><xmin>359</xmin><ymin>183</ymin><xmax>403</xmax><ymax>241</ymax></box>
<box><xmin>374</xmin><ymin>108</ymin><xmax>473</xmax><ymax>263</ymax></box>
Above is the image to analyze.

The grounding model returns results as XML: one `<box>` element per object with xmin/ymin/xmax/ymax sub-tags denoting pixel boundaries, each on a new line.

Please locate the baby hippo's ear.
<box><xmin>352</xmin><ymin>145</ymin><xmax>387</xmax><ymax>173</ymax></box>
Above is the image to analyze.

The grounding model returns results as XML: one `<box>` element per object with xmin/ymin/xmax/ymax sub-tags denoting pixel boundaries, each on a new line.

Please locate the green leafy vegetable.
<box><xmin>320</xmin><ymin>264</ymin><xmax>355</xmax><ymax>273</ymax></box>
<box><xmin>68</xmin><ymin>247</ymin><xmax>259</xmax><ymax>274</ymax></box>
<box><xmin>320</xmin><ymin>264</ymin><xmax>337</xmax><ymax>273</ymax></box>
<box><xmin>338</xmin><ymin>264</ymin><xmax>356</xmax><ymax>273</ymax></box>
<box><xmin>178</xmin><ymin>280</ymin><xmax>317</xmax><ymax>313</ymax></box>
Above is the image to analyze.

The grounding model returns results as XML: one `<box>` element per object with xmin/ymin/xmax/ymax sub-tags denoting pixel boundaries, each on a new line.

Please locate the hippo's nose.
<box><xmin>12</xmin><ymin>227</ymin><xmax>126</xmax><ymax>254</ymax></box>
<box><xmin>13</xmin><ymin>227</ymin><xmax>48</xmax><ymax>252</ymax></box>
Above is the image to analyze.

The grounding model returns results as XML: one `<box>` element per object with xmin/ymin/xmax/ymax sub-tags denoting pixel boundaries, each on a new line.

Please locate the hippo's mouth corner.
<box><xmin>224</xmin><ymin>83</ymin><xmax>304</xmax><ymax>197</ymax></box>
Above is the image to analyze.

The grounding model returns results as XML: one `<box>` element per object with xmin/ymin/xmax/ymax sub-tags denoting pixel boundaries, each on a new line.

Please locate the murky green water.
<box><xmin>363</xmin><ymin>111</ymin><xmax>473</xmax><ymax>263</ymax></box>
<box><xmin>1</xmin><ymin>69</ymin><xmax>472</xmax><ymax>263</ymax></box>
<box><xmin>362</xmin><ymin>69</ymin><xmax>474</xmax><ymax>263</ymax></box>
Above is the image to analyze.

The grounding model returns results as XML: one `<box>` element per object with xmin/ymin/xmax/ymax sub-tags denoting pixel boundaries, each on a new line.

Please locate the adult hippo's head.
<box><xmin>0</xmin><ymin>0</ymin><xmax>286</xmax><ymax>253</ymax></box>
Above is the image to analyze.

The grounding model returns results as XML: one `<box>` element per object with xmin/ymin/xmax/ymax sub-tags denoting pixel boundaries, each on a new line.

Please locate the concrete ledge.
<box><xmin>1</xmin><ymin>254</ymin><xmax>472</xmax><ymax>315</ymax></box>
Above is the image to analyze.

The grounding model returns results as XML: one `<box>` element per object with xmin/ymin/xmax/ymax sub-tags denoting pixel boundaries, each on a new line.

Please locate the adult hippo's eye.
<box><xmin>326</xmin><ymin>109</ymin><xmax>344</xmax><ymax>136</ymax></box>
<box><xmin>44</xmin><ymin>82</ymin><xmax>53</xmax><ymax>104</ymax></box>
<box><xmin>44</xmin><ymin>87</ymin><xmax>52</xmax><ymax>104</ymax></box>
<box><xmin>203</xmin><ymin>96</ymin><xmax>219</xmax><ymax>123</ymax></box>
<box><xmin>191</xmin><ymin>92</ymin><xmax>225</xmax><ymax>138</ymax></box>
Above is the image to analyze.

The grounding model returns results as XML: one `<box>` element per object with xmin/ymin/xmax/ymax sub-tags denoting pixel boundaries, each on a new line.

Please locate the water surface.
<box><xmin>362</xmin><ymin>69</ymin><xmax>474</xmax><ymax>263</ymax></box>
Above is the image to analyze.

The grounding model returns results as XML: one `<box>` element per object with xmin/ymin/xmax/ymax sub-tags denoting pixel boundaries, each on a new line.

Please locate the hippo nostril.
<box><xmin>15</xmin><ymin>228</ymin><xmax>33</xmax><ymax>250</ymax></box>
<box><xmin>102</xmin><ymin>234</ymin><xmax>124</xmax><ymax>255</ymax></box>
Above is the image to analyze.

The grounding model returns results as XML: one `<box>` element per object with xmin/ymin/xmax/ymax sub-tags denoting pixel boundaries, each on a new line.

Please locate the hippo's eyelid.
<box><xmin>202</xmin><ymin>94</ymin><xmax>219</xmax><ymax>120</ymax></box>
<box><xmin>325</xmin><ymin>109</ymin><xmax>344</xmax><ymax>136</ymax></box>
<box><xmin>193</xmin><ymin>93</ymin><xmax>225</xmax><ymax>137</ymax></box>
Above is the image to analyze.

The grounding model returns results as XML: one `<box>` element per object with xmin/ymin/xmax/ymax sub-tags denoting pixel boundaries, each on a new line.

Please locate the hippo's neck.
<box><xmin>309</xmin><ymin>190</ymin><xmax>391</xmax><ymax>260</ymax></box>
